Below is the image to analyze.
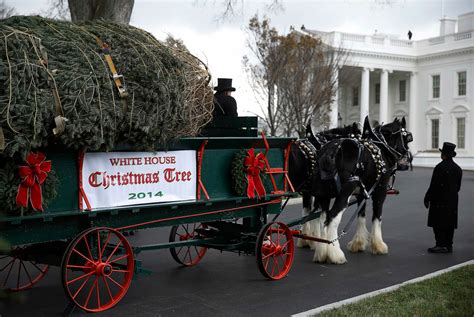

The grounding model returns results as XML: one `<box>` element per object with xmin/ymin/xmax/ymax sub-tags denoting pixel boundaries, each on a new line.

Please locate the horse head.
<box><xmin>377</xmin><ymin>117</ymin><xmax>413</xmax><ymax>163</ymax></box>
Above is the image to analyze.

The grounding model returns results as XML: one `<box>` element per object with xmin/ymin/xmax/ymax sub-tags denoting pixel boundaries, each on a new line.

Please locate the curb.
<box><xmin>292</xmin><ymin>260</ymin><xmax>474</xmax><ymax>316</ymax></box>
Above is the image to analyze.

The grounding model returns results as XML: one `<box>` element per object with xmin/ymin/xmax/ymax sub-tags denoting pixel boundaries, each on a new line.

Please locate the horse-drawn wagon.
<box><xmin>0</xmin><ymin>15</ymin><xmax>414</xmax><ymax>314</ymax></box>
<box><xmin>0</xmin><ymin>118</ymin><xmax>302</xmax><ymax>313</ymax></box>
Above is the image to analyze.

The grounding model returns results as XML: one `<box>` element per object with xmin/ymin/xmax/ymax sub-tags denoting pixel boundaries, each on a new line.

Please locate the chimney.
<box><xmin>457</xmin><ymin>12</ymin><xmax>474</xmax><ymax>33</ymax></box>
<box><xmin>440</xmin><ymin>16</ymin><xmax>456</xmax><ymax>36</ymax></box>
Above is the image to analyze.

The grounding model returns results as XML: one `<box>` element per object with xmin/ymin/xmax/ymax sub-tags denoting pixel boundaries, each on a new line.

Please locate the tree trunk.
<box><xmin>68</xmin><ymin>0</ymin><xmax>134</xmax><ymax>24</ymax></box>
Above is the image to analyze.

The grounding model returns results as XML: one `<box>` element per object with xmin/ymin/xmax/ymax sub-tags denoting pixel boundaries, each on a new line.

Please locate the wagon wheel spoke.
<box><xmin>63</xmin><ymin>227</ymin><xmax>134</xmax><ymax>313</ymax></box>
<box><xmin>105</xmin><ymin>240</ymin><xmax>123</xmax><ymax>263</ymax></box>
<box><xmin>169</xmin><ymin>223</ymin><xmax>207</xmax><ymax>267</ymax></box>
<box><xmin>96</xmin><ymin>230</ymin><xmax>102</xmax><ymax>263</ymax></box>
<box><xmin>31</xmin><ymin>261</ymin><xmax>47</xmax><ymax>273</ymax></box>
<box><xmin>262</xmin><ymin>250</ymin><xmax>277</xmax><ymax>260</ymax></box>
<box><xmin>73</xmin><ymin>248</ymin><xmax>95</xmax><ymax>266</ymax></box>
<box><xmin>100</xmin><ymin>232</ymin><xmax>112</xmax><ymax>260</ymax></box>
<box><xmin>82</xmin><ymin>236</ymin><xmax>94</xmax><ymax>261</ymax></box>
<box><xmin>0</xmin><ymin>258</ymin><xmax>15</xmax><ymax>272</ymax></box>
<box><xmin>67</xmin><ymin>264</ymin><xmax>92</xmax><ymax>270</ymax></box>
<box><xmin>102</xmin><ymin>275</ymin><xmax>114</xmax><ymax>302</ymax></box>
<box><xmin>72</xmin><ymin>274</ymin><xmax>92</xmax><ymax>300</ymax></box>
<box><xmin>112</xmin><ymin>269</ymin><xmax>131</xmax><ymax>273</ymax></box>
<box><xmin>106</xmin><ymin>275</ymin><xmax>125</xmax><ymax>291</ymax></box>
<box><xmin>96</xmin><ymin>277</ymin><xmax>101</xmax><ymax>309</ymax></box>
<box><xmin>66</xmin><ymin>270</ymin><xmax>95</xmax><ymax>285</ymax></box>
<box><xmin>257</xmin><ymin>222</ymin><xmax>294</xmax><ymax>280</ymax></box>
<box><xmin>84</xmin><ymin>277</ymin><xmax>98</xmax><ymax>310</ymax></box>
<box><xmin>3</xmin><ymin>259</ymin><xmax>15</xmax><ymax>287</ymax></box>
<box><xmin>20</xmin><ymin>261</ymin><xmax>34</xmax><ymax>285</ymax></box>
<box><xmin>107</xmin><ymin>254</ymin><xmax>129</xmax><ymax>265</ymax></box>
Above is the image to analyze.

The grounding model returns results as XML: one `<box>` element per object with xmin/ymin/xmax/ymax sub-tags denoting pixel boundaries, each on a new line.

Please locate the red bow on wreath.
<box><xmin>16</xmin><ymin>152</ymin><xmax>51</xmax><ymax>211</ymax></box>
<box><xmin>244</xmin><ymin>148</ymin><xmax>266</xmax><ymax>199</ymax></box>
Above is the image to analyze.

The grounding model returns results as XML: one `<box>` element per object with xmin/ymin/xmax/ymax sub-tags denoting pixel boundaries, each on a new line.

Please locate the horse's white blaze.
<box><xmin>347</xmin><ymin>215</ymin><xmax>369</xmax><ymax>252</ymax></box>
<box><xmin>312</xmin><ymin>212</ymin><xmax>327</xmax><ymax>261</ymax></box>
<box><xmin>371</xmin><ymin>218</ymin><xmax>388</xmax><ymax>254</ymax></box>
<box><xmin>325</xmin><ymin>210</ymin><xmax>347</xmax><ymax>264</ymax></box>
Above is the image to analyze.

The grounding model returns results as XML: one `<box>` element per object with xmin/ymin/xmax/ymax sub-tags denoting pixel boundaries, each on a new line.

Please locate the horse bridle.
<box><xmin>373</xmin><ymin>125</ymin><xmax>411</xmax><ymax>160</ymax></box>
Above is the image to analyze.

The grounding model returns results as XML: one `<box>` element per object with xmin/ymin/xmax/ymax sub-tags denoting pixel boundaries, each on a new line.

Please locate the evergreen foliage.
<box><xmin>0</xmin><ymin>16</ymin><xmax>213</xmax><ymax>159</ymax></box>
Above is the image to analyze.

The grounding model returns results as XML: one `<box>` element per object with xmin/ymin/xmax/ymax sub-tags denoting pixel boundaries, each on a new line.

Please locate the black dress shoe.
<box><xmin>428</xmin><ymin>246</ymin><xmax>449</xmax><ymax>253</ymax></box>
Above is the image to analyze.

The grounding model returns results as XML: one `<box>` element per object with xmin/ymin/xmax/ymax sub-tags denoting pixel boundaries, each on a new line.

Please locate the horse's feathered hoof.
<box><xmin>347</xmin><ymin>239</ymin><xmax>367</xmax><ymax>253</ymax></box>
<box><xmin>371</xmin><ymin>240</ymin><xmax>388</xmax><ymax>254</ymax></box>
<box><xmin>327</xmin><ymin>245</ymin><xmax>347</xmax><ymax>264</ymax></box>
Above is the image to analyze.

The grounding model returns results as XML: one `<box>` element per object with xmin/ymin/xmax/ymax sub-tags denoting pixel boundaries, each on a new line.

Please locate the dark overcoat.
<box><xmin>213</xmin><ymin>93</ymin><xmax>238</xmax><ymax>117</ymax></box>
<box><xmin>424</xmin><ymin>158</ymin><xmax>462</xmax><ymax>228</ymax></box>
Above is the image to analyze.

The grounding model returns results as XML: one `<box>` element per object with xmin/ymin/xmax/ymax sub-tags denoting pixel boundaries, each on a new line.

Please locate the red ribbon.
<box><xmin>16</xmin><ymin>152</ymin><xmax>51</xmax><ymax>211</ymax></box>
<box><xmin>244</xmin><ymin>148</ymin><xmax>266</xmax><ymax>199</ymax></box>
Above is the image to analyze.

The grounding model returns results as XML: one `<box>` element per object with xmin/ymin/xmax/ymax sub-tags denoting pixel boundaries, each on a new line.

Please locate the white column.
<box><xmin>409</xmin><ymin>71</ymin><xmax>418</xmax><ymax>152</ymax></box>
<box><xmin>379</xmin><ymin>69</ymin><xmax>389</xmax><ymax>125</ymax></box>
<box><xmin>360</xmin><ymin>67</ymin><xmax>370</xmax><ymax>124</ymax></box>
<box><xmin>329</xmin><ymin>67</ymin><xmax>339</xmax><ymax>128</ymax></box>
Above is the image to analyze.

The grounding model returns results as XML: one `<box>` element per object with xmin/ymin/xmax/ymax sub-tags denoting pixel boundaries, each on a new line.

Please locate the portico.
<box><xmin>303</xmin><ymin>11</ymin><xmax>474</xmax><ymax>169</ymax></box>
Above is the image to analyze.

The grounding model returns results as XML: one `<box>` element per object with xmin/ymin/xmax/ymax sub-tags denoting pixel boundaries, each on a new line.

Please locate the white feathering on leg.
<box><xmin>326</xmin><ymin>211</ymin><xmax>347</xmax><ymax>264</ymax></box>
<box><xmin>371</xmin><ymin>218</ymin><xmax>388</xmax><ymax>254</ymax></box>
<box><xmin>347</xmin><ymin>215</ymin><xmax>369</xmax><ymax>252</ymax></box>
<box><xmin>312</xmin><ymin>212</ymin><xmax>327</xmax><ymax>262</ymax></box>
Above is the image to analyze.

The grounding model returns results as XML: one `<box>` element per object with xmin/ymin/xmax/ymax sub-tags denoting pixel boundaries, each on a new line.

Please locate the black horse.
<box><xmin>307</xmin><ymin>117</ymin><xmax>412</xmax><ymax>264</ymax></box>
<box><xmin>288</xmin><ymin>123</ymin><xmax>361</xmax><ymax>248</ymax></box>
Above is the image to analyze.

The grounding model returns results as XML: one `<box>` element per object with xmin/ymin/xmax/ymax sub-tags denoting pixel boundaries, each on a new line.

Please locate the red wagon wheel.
<box><xmin>61</xmin><ymin>227</ymin><xmax>134</xmax><ymax>313</ymax></box>
<box><xmin>0</xmin><ymin>247</ymin><xmax>49</xmax><ymax>291</ymax></box>
<box><xmin>256</xmin><ymin>222</ymin><xmax>294</xmax><ymax>280</ymax></box>
<box><xmin>169</xmin><ymin>223</ymin><xmax>207</xmax><ymax>266</ymax></box>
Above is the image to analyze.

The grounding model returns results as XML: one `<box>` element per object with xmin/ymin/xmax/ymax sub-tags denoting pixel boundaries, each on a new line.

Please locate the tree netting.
<box><xmin>0</xmin><ymin>16</ymin><xmax>214</xmax><ymax>158</ymax></box>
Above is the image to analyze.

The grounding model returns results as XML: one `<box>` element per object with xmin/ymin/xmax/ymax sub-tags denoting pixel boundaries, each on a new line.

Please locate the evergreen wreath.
<box><xmin>230</xmin><ymin>149</ymin><xmax>267</xmax><ymax>197</ymax></box>
<box><xmin>0</xmin><ymin>158</ymin><xmax>58</xmax><ymax>216</ymax></box>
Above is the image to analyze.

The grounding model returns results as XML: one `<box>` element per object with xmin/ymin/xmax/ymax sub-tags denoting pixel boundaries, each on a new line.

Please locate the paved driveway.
<box><xmin>1</xmin><ymin>167</ymin><xmax>473</xmax><ymax>316</ymax></box>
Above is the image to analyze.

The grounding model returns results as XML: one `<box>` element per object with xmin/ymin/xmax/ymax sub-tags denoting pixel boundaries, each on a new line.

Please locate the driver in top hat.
<box><xmin>424</xmin><ymin>142</ymin><xmax>463</xmax><ymax>253</ymax></box>
<box><xmin>213</xmin><ymin>78</ymin><xmax>238</xmax><ymax>117</ymax></box>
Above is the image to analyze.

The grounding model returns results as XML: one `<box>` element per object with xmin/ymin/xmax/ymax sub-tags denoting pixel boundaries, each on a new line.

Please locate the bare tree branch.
<box><xmin>0</xmin><ymin>1</ymin><xmax>16</xmax><ymax>20</ymax></box>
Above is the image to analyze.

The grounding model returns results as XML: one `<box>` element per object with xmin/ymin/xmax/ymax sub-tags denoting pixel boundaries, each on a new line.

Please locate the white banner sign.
<box><xmin>80</xmin><ymin>151</ymin><xmax>196</xmax><ymax>210</ymax></box>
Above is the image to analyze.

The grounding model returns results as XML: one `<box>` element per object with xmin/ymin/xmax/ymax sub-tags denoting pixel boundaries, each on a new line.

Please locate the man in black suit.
<box><xmin>424</xmin><ymin>142</ymin><xmax>463</xmax><ymax>253</ymax></box>
<box><xmin>213</xmin><ymin>78</ymin><xmax>238</xmax><ymax>117</ymax></box>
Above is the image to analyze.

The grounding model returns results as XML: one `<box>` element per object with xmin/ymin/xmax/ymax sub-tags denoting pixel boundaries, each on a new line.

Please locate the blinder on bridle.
<box><xmin>392</xmin><ymin>127</ymin><xmax>413</xmax><ymax>152</ymax></box>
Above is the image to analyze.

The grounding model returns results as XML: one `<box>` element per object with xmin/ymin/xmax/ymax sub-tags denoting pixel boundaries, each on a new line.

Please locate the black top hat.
<box><xmin>439</xmin><ymin>142</ymin><xmax>457</xmax><ymax>157</ymax></box>
<box><xmin>214</xmin><ymin>78</ymin><xmax>236</xmax><ymax>92</ymax></box>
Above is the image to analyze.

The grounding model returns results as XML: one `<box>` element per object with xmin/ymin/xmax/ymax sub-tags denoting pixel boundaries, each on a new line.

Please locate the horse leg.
<box><xmin>347</xmin><ymin>195</ymin><xmax>369</xmax><ymax>252</ymax></box>
<box><xmin>314</xmin><ymin>183</ymin><xmax>357</xmax><ymax>264</ymax></box>
<box><xmin>371</xmin><ymin>187</ymin><xmax>388</xmax><ymax>254</ymax></box>
<box><xmin>297</xmin><ymin>193</ymin><xmax>313</xmax><ymax>248</ymax></box>
<box><xmin>308</xmin><ymin>197</ymin><xmax>328</xmax><ymax>250</ymax></box>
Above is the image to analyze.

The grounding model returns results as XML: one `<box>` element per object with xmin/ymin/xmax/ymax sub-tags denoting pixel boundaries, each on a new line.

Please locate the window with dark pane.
<box><xmin>458</xmin><ymin>71</ymin><xmax>466</xmax><ymax>96</ymax></box>
<box><xmin>431</xmin><ymin>119</ymin><xmax>439</xmax><ymax>149</ymax></box>
<box><xmin>399</xmin><ymin>80</ymin><xmax>406</xmax><ymax>102</ymax></box>
<box><xmin>432</xmin><ymin>75</ymin><xmax>440</xmax><ymax>99</ymax></box>
<box><xmin>457</xmin><ymin>117</ymin><xmax>465</xmax><ymax>149</ymax></box>
<box><xmin>375</xmin><ymin>83</ymin><xmax>380</xmax><ymax>104</ymax></box>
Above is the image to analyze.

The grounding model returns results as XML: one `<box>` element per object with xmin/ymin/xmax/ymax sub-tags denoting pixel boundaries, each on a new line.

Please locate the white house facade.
<box><xmin>302</xmin><ymin>12</ymin><xmax>474</xmax><ymax>170</ymax></box>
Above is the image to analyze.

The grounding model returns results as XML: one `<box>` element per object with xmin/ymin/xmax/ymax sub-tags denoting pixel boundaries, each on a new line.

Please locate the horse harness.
<box><xmin>294</xmin><ymin>139</ymin><xmax>318</xmax><ymax>191</ymax></box>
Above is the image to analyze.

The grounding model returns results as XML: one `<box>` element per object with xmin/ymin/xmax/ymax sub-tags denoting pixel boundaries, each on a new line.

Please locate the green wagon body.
<box><xmin>0</xmin><ymin>118</ymin><xmax>300</xmax><ymax>312</ymax></box>
<box><xmin>1</xmin><ymin>136</ymin><xmax>294</xmax><ymax>247</ymax></box>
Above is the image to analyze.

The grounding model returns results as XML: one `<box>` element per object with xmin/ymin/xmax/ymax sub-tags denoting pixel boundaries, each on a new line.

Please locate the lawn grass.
<box><xmin>315</xmin><ymin>265</ymin><xmax>474</xmax><ymax>317</ymax></box>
